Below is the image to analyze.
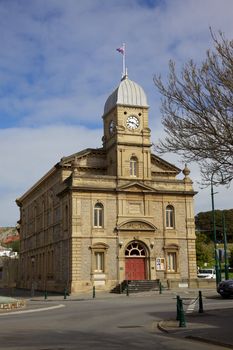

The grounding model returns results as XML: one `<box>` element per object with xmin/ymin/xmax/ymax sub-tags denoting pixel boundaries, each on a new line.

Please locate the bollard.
<box><xmin>198</xmin><ymin>290</ymin><xmax>204</xmax><ymax>313</ymax></box>
<box><xmin>179</xmin><ymin>299</ymin><xmax>186</xmax><ymax>327</ymax></box>
<box><xmin>64</xmin><ymin>288</ymin><xmax>67</xmax><ymax>300</ymax></box>
<box><xmin>176</xmin><ymin>295</ymin><xmax>181</xmax><ymax>321</ymax></box>
<box><xmin>93</xmin><ymin>285</ymin><xmax>96</xmax><ymax>299</ymax></box>
<box><xmin>44</xmin><ymin>290</ymin><xmax>47</xmax><ymax>300</ymax></box>
<box><xmin>159</xmin><ymin>282</ymin><xmax>162</xmax><ymax>294</ymax></box>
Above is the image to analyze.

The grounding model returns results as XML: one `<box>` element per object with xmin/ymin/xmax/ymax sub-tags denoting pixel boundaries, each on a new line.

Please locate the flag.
<box><xmin>116</xmin><ymin>47</ymin><xmax>124</xmax><ymax>55</ymax></box>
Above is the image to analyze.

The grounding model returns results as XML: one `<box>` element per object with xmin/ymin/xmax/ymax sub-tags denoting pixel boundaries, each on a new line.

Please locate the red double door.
<box><xmin>125</xmin><ymin>258</ymin><xmax>146</xmax><ymax>280</ymax></box>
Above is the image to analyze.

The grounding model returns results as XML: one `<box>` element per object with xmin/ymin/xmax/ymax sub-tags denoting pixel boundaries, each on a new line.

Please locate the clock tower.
<box><xmin>102</xmin><ymin>74</ymin><xmax>152</xmax><ymax>181</ymax></box>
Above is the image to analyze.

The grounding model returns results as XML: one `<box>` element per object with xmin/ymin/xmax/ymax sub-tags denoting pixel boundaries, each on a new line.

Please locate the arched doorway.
<box><xmin>125</xmin><ymin>241</ymin><xmax>147</xmax><ymax>280</ymax></box>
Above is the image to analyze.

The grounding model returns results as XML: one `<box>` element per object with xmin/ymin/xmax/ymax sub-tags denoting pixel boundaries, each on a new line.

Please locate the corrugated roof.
<box><xmin>104</xmin><ymin>75</ymin><xmax>148</xmax><ymax>115</ymax></box>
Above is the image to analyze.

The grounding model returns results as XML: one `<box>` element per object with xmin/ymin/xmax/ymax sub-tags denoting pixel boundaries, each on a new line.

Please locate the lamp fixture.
<box><xmin>119</xmin><ymin>241</ymin><xmax>123</xmax><ymax>248</ymax></box>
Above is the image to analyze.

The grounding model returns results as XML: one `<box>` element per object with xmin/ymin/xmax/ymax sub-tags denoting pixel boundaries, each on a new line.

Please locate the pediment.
<box><xmin>151</xmin><ymin>154</ymin><xmax>180</xmax><ymax>175</ymax></box>
<box><xmin>59</xmin><ymin>148</ymin><xmax>106</xmax><ymax>169</ymax></box>
<box><xmin>117</xmin><ymin>181</ymin><xmax>156</xmax><ymax>192</ymax></box>
<box><xmin>117</xmin><ymin>220</ymin><xmax>156</xmax><ymax>231</ymax></box>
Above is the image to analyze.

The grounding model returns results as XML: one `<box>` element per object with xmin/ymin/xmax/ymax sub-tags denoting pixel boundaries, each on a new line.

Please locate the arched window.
<box><xmin>166</xmin><ymin>205</ymin><xmax>175</xmax><ymax>228</ymax></box>
<box><xmin>130</xmin><ymin>156</ymin><xmax>138</xmax><ymax>177</ymax></box>
<box><xmin>94</xmin><ymin>203</ymin><xmax>104</xmax><ymax>228</ymax></box>
<box><xmin>125</xmin><ymin>242</ymin><xmax>146</xmax><ymax>257</ymax></box>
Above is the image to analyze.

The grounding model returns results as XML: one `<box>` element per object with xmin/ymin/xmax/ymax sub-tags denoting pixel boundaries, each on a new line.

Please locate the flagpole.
<box><xmin>116</xmin><ymin>44</ymin><xmax>127</xmax><ymax>78</ymax></box>
<box><xmin>122</xmin><ymin>43</ymin><xmax>126</xmax><ymax>77</ymax></box>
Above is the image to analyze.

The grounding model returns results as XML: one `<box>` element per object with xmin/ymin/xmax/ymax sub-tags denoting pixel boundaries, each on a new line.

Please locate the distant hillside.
<box><xmin>0</xmin><ymin>227</ymin><xmax>18</xmax><ymax>243</ymax></box>
<box><xmin>195</xmin><ymin>209</ymin><xmax>233</xmax><ymax>242</ymax></box>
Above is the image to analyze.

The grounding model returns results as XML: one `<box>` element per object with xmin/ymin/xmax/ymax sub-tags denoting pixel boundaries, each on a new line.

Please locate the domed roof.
<box><xmin>103</xmin><ymin>75</ymin><xmax>148</xmax><ymax>115</ymax></box>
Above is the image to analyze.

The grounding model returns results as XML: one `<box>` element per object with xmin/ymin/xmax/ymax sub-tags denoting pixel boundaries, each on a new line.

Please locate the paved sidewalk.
<box><xmin>158</xmin><ymin>303</ymin><xmax>233</xmax><ymax>349</ymax></box>
<box><xmin>0</xmin><ymin>296</ymin><xmax>18</xmax><ymax>303</ymax></box>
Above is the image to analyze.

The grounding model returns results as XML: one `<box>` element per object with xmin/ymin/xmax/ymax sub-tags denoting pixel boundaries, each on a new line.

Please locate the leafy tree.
<box><xmin>7</xmin><ymin>240</ymin><xmax>20</xmax><ymax>253</ymax></box>
<box><xmin>196</xmin><ymin>232</ymin><xmax>214</xmax><ymax>268</ymax></box>
<box><xmin>195</xmin><ymin>209</ymin><xmax>233</xmax><ymax>242</ymax></box>
<box><xmin>154</xmin><ymin>31</ymin><xmax>233</xmax><ymax>185</ymax></box>
<box><xmin>2</xmin><ymin>239</ymin><xmax>20</xmax><ymax>252</ymax></box>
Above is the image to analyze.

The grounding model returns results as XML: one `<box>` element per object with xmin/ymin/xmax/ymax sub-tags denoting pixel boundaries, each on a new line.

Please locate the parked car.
<box><xmin>217</xmin><ymin>279</ymin><xmax>233</xmax><ymax>298</ymax></box>
<box><xmin>197</xmin><ymin>268</ymin><xmax>216</xmax><ymax>279</ymax></box>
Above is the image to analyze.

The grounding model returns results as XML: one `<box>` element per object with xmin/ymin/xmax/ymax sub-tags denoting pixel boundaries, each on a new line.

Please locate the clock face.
<box><xmin>126</xmin><ymin>115</ymin><xmax>140</xmax><ymax>130</ymax></box>
<box><xmin>109</xmin><ymin>120</ymin><xmax>115</xmax><ymax>134</ymax></box>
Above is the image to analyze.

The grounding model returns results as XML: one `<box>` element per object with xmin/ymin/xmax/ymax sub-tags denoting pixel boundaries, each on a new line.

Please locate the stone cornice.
<box><xmin>57</xmin><ymin>184</ymin><xmax>197</xmax><ymax>197</ymax></box>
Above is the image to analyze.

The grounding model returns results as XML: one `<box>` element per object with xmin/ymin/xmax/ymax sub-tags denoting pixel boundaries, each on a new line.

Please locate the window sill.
<box><xmin>94</xmin><ymin>271</ymin><xmax>105</xmax><ymax>274</ymax></box>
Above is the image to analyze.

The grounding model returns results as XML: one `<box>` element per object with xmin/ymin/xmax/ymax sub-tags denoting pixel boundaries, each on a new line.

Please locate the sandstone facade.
<box><xmin>16</xmin><ymin>75</ymin><xmax>197</xmax><ymax>293</ymax></box>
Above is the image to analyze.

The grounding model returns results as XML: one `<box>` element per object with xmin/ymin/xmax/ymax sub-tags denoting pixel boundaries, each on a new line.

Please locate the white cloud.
<box><xmin>0</xmin><ymin>125</ymin><xmax>102</xmax><ymax>225</ymax></box>
<box><xmin>0</xmin><ymin>0</ymin><xmax>233</xmax><ymax>225</ymax></box>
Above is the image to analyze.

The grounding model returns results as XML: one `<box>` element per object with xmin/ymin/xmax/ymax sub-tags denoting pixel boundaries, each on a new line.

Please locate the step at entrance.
<box><xmin>111</xmin><ymin>279</ymin><xmax>161</xmax><ymax>294</ymax></box>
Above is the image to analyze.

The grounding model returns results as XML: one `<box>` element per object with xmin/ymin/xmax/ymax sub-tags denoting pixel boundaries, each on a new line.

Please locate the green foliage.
<box><xmin>229</xmin><ymin>249</ymin><xmax>233</xmax><ymax>268</ymax></box>
<box><xmin>196</xmin><ymin>232</ymin><xmax>215</xmax><ymax>268</ymax></box>
<box><xmin>2</xmin><ymin>240</ymin><xmax>19</xmax><ymax>253</ymax></box>
<box><xmin>8</xmin><ymin>240</ymin><xmax>20</xmax><ymax>253</ymax></box>
<box><xmin>195</xmin><ymin>209</ymin><xmax>233</xmax><ymax>243</ymax></box>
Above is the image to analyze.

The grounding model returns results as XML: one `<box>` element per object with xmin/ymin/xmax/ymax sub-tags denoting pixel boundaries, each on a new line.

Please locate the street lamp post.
<box><xmin>222</xmin><ymin>212</ymin><xmax>229</xmax><ymax>280</ymax></box>
<box><xmin>210</xmin><ymin>172</ymin><xmax>221</xmax><ymax>287</ymax></box>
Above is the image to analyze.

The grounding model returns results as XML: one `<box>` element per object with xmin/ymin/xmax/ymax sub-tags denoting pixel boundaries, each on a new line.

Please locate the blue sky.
<box><xmin>1</xmin><ymin>0</ymin><xmax>233</xmax><ymax>226</ymax></box>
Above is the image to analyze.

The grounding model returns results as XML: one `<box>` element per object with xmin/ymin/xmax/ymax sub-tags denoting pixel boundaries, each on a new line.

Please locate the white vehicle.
<box><xmin>197</xmin><ymin>268</ymin><xmax>216</xmax><ymax>279</ymax></box>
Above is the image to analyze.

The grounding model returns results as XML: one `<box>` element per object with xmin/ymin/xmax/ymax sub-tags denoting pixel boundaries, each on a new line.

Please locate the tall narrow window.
<box><xmin>94</xmin><ymin>203</ymin><xmax>104</xmax><ymax>228</ymax></box>
<box><xmin>42</xmin><ymin>201</ymin><xmax>45</xmax><ymax>229</ymax></box>
<box><xmin>130</xmin><ymin>156</ymin><xmax>138</xmax><ymax>177</ymax></box>
<box><xmin>64</xmin><ymin>205</ymin><xmax>68</xmax><ymax>229</ymax></box>
<box><xmin>95</xmin><ymin>252</ymin><xmax>104</xmax><ymax>272</ymax></box>
<box><xmin>167</xmin><ymin>252</ymin><xmax>177</xmax><ymax>272</ymax></box>
<box><xmin>48</xmin><ymin>251</ymin><xmax>51</xmax><ymax>274</ymax></box>
<box><xmin>166</xmin><ymin>205</ymin><xmax>175</xmax><ymax>228</ymax></box>
<box><xmin>34</xmin><ymin>203</ymin><xmax>37</xmax><ymax>233</ymax></box>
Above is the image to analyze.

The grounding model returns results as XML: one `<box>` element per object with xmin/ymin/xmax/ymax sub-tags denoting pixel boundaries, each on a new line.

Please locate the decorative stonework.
<box><xmin>117</xmin><ymin>220</ymin><xmax>156</xmax><ymax>231</ymax></box>
<box><xmin>117</xmin><ymin>181</ymin><xmax>155</xmax><ymax>192</ymax></box>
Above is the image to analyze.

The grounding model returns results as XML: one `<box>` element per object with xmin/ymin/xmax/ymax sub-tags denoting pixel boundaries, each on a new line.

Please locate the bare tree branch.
<box><xmin>154</xmin><ymin>31</ymin><xmax>233</xmax><ymax>184</ymax></box>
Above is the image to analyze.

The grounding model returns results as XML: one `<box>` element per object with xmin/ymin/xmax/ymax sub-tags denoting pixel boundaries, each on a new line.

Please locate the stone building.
<box><xmin>16</xmin><ymin>74</ymin><xmax>197</xmax><ymax>293</ymax></box>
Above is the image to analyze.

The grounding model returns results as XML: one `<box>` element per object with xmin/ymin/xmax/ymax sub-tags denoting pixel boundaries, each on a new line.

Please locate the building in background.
<box><xmin>16</xmin><ymin>74</ymin><xmax>197</xmax><ymax>293</ymax></box>
<box><xmin>0</xmin><ymin>246</ymin><xmax>18</xmax><ymax>288</ymax></box>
